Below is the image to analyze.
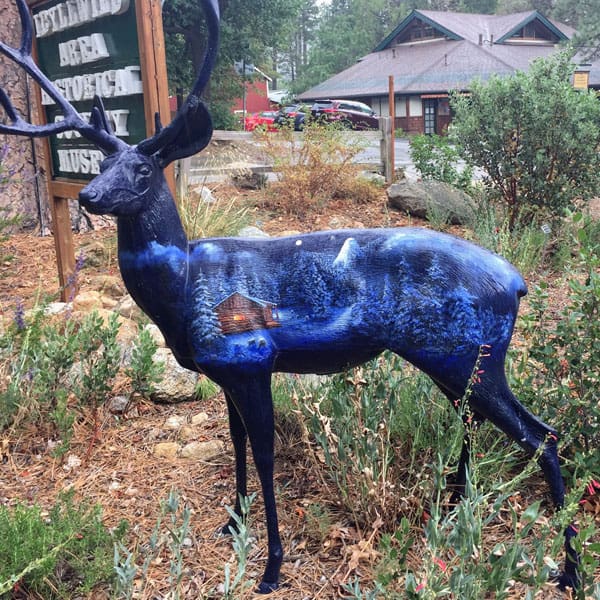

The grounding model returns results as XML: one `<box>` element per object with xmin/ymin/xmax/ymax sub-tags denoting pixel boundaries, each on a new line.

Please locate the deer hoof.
<box><xmin>552</xmin><ymin>569</ymin><xmax>579</xmax><ymax>591</ymax></box>
<box><xmin>256</xmin><ymin>580</ymin><xmax>279</xmax><ymax>594</ymax></box>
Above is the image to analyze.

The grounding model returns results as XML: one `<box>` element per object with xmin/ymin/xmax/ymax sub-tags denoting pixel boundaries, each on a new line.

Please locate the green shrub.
<box><xmin>0</xmin><ymin>307</ymin><xmax>122</xmax><ymax>454</ymax></box>
<box><xmin>291</xmin><ymin>356</ymin><xmax>445</xmax><ymax>529</ymax></box>
<box><xmin>450</xmin><ymin>51</ymin><xmax>600</xmax><ymax>229</ymax></box>
<box><xmin>0</xmin><ymin>489</ymin><xmax>127</xmax><ymax>598</ymax></box>
<box><xmin>517</xmin><ymin>215</ymin><xmax>600</xmax><ymax>476</ymax></box>
<box><xmin>114</xmin><ymin>490</ymin><xmax>202</xmax><ymax>600</ymax></box>
<box><xmin>409</xmin><ymin>133</ymin><xmax>474</xmax><ymax>193</ymax></box>
<box><xmin>469</xmin><ymin>197</ymin><xmax>555</xmax><ymax>275</ymax></box>
<box><xmin>124</xmin><ymin>326</ymin><xmax>165</xmax><ymax>399</ymax></box>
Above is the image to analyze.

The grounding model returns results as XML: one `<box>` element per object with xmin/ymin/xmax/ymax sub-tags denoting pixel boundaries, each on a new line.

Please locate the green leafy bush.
<box><xmin>124</xmin><ymin>326</ymin><xmax>165</xmax><ymax>398</ymax></box>
<box><xmin>450</xmin><ymin>51</ymin><xmax>600</xmax><ymax>228</ymax></box>
<box><xmin>518</xmin><ymin>214</ymin><xmax>600</xmax><ymax>475</ymax></box>
<box><xmin>0</xmin><ymin>307</ymin><xmax>122</xmax><ymax>453</ymax></box>
<box><xmin>0</xmin><ymin>490</ymin><xmax>127</xmax><ymax>598</ymax></box>
<box><xmin>409</xmin><ymin>133</ymin><xmax>474</xmax><ymax>192</ymax></box>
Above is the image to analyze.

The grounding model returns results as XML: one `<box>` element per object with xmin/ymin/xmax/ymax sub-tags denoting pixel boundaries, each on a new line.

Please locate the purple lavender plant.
<box><xmin>66</xmin><ymin>251</ymin><xmax>86</xmax><ymax>304</ymax></box>
<box><xmin>13</xmin><ymin>297</ymin><xmax>25</xmax><ymax>331</ymax></box>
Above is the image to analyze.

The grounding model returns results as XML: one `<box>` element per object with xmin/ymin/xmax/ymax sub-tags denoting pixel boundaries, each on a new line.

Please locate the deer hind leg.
<box><xmin>432</xmin><ymin>378</ymin><xmax>486</xmax><ymax>504</ymax></box>
<box><xmin>222</xmin><ymin>374</ymin><xmax>283</xmax><ymax>593</ymax></box>
<box><xmin>469</xmin><ymin>374</ymin><xmax>579</xmax><ymax>589</ymax></box>
<box><xmin>221</xmin><ymin>392</ymin><xmax>248</xmax><ymax>535</ymax></box>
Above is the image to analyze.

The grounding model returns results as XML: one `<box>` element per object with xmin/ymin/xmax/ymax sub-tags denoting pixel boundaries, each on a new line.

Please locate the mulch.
<box><xmin>0</xmin><ymin>188</ymin><xmax>597</xmax><ymax>599</ymax></box>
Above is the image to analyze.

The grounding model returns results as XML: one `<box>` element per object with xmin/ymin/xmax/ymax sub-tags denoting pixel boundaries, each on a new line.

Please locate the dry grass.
<box><xmin>1</xmin><ymin>194</ymin><xmax>597</xmax><ymax>599</ymax></box>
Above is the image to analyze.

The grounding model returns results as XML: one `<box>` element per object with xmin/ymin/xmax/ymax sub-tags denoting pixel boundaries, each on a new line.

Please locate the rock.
<box><xmin>180</xmin><ymin>440</ymin><xmax>224</xmax><ymax>460</ymax></box>
<box><xmin>150</xmin><ymin>347</ymin><xmax>199</xmax><ymax>403</ymax></box>
<box><xmin>191</xmin><ymin>412</ymin><xmax>209</xmax><ymax>426</ymax></box>
<box><xmin>44</xmin><ymin>302</ymin><xmax>71</xmax><ymax>316</ymax></box>
<box><xmin>87</xmin><ymin>274</ymin><xmax>126</xmax><ymax>299</ymax></box>
<box><xmin>387</xmin><ymin>180</ymin><xmax>476</xmax><ymax>226</ymax></box>
<box><xmin>165</xmin><ymin>415</ymin><xmax>186</xmax><ymax>430</ymax></box>
<box><xmin>359</xmin><ymin>171</ymin><xmax>386</xmax><ymax>186</ymax></box>
<box><xmin>108</xmin><ymin>395</ymin><xmax>130</xmax><ymax>414</ymax></box>
<box><xmin>116</xmin><ymin>295</ymin><xmax>144</xmax><ymax>321</ymax></box>
<box><xmin>116</xmin><ymin>316</ymin><xmax>139</xmax><ymax>347</ymax></box>
<box><xmin>78</xmin><ymin>240</ymin><xmax>110</xmax><ymax>267</ymax></box>
<box><xmin>238</xmin><ymin>225</ymin><xmax>270</xmax><ymax>238</ymax></box>
<box><xmin>231</xmin><ymin>171</ymin><xmax>267</xmax><ymax>190</ymax></box>
<box><xmin>143</xmin><ymin>323</ymin><xmax>166</xmax><ymax>348</ymax></box>
<box><xmin>190</xmin><ymin>185</ymin><xmax>216</xmax><ymax>203</ymax></box>
<box><xmin>179</xmin><ymin>426</ymin><xmax>196</xmax><ymax>440</ymax></box>
<box><xmin>154</xmin><ymin>442</ymin><xmax>179</xmax><ymax>459</ymax></box>
<box><xmin>72</xmin><ymin>290</ymin><xmax>103</xmax><ymax>312</ymax></box>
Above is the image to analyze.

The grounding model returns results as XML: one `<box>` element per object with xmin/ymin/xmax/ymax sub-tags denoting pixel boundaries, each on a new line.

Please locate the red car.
<box><xmin>311</xmin><ymin>99</ymin><xmax>380</xmax><ymax>130</ymax></box>
<box><xmin>244</xmin><ymin>111</ymin><xmax>280</xmax><ymax>132</ymax></box>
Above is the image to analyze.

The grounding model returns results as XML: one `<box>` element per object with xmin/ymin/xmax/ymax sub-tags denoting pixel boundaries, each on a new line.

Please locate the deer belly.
<box><xmin>273</xmin><ymin>346</ymin><xmax>383</xmax><ymax>375</ymax></box>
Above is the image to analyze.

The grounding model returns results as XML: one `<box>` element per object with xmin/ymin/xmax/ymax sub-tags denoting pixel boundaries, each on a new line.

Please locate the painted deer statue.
<box><xmin>0</xmin><ymin>0</ymin><xmax>579</xmax><ymax>592</ymax></box>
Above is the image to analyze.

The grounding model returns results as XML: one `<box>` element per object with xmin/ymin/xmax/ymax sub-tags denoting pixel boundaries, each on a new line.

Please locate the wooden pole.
<box><xmin>48</xmin><ymin>196</ymin><xmax>76</xmax><ymax>301</ymax></box>
<box><xmin>136</xmin><ymin>0</ymin><xmax>175</xmax><ymax>194</ymax></box>
<box><xmin>388</xmin><ymin>75</ymin><xmax>395</xmax><ymax>182</ymax></box>
<box><xmin>25</xmin><ymin>0</ymin><xmax>173</xmax><ymax>302</ymax></box>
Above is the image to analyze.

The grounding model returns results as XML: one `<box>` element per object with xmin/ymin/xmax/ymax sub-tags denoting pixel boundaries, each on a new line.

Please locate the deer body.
<box><xmin>0</xmin><ymin>0</ymin><xmax>579</xmax><ymax>592</ymax></box>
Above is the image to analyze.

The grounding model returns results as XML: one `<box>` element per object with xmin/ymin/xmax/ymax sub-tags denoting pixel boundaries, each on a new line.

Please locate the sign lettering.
<box><xmin>32</xmin><ymin>0</ymin><xmax>147</xmax><ymax>179</ymax></box>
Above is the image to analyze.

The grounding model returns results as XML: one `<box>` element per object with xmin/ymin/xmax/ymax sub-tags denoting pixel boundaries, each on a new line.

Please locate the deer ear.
<box><xmin>138</xmin><ymin>97</ymin><xmax>213</xmax><ymax>167</ymax></box>
<box><xmin>90</xmin><ymin>95</ymin><xmax>113</xmax><ymax>135</ymax></box>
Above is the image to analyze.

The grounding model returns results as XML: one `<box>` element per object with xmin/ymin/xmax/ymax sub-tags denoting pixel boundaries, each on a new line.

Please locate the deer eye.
<box><xmin>138</xmin><ymin>164</ymin><xmax>152</xmax><ymax>177</ymax></box>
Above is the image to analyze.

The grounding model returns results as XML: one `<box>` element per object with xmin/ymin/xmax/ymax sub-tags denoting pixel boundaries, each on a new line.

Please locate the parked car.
<box><xmin>274</xmin><ymin>104</ymin><xmax>308</xmax><ymax>130</ymax></box>
<box><xmin>310</xmin><ymin>99</ymin><xmax>380</xmax><ymax>130</ymax></box>
<box><xmin>244</xmin><ymin>111</ymin><xmax>280</xmax><ymax>132</ymax></box>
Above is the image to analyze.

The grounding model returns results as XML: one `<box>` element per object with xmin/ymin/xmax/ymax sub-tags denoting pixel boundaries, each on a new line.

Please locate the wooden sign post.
<box><xmin>27</xmin><ymin>0</ymin><xmax>173</xmax><ymax>300</ymax></box>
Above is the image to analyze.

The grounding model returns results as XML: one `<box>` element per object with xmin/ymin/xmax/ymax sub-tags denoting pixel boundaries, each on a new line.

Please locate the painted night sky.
<box><xmin>121</xmin><ymin>227</ymin><xmax>526</xmax><ymax>383</ymax></box>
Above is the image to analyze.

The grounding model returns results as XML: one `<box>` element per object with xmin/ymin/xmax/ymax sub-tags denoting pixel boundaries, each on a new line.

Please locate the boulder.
<box><xmin>87</xmin><ymin>274</ymin><xmax>126</xmax><ymax>299</ymax></box>
<box><xmin>180</xmin><ymin>440</ymin><xmax>224</xmax><ymax>460</ymax></box>
<box><xmin>231</xmin><ymin>171</ymin><xmax>267</xmax><ymax>190</ymax></box>
<box><xmin>387</xmin><ymin>180</ymin><xmax>475</xmax><ymax>226</ymax></box>
<box><xmin>116</xmin><ymin>294</ymin><xmax>144</xmax><ymax>321</ymax></box>
<box><xmin>154</xmin><ymin>442</ymin><xmax>179</xmax><ymax>459</ymax></box>
<box><xmin>238</xmin><ymin>225</ymin><xmax>270</xmax><ymax>238</ymax></box>
<box><xmin>150</xmin><ymin>347</ymin><xmax>199</xmax><ymax>403</ymax></box>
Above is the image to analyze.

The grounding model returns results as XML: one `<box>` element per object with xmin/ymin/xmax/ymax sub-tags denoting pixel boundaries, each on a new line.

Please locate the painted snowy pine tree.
<box><xmin>190</xmin><ymin>273</ymin><xmax>222</xmax><ymax>346</ymax></box>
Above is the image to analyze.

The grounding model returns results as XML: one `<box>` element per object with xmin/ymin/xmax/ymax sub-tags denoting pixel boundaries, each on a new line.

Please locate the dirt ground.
<box><xmin>0</xmin><ymin>185</ymin><xmax>597</xmax><ymax>599</ymax></box>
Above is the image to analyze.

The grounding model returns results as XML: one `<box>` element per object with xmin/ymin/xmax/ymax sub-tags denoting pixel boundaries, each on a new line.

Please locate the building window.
<box><xmin>508</xmin><ymin>20</ymin><xmax>559</xmax><ymax>43</ymax></box>
<box><xmin>409</xmin><ymin>97</ymin><xmax>422</xmax><ymax>117</ymax></box>
<box><xmin>395</xmin><ymin>19</ymin><xmax>444</xmax><ymax>44</ymax></box>
<box><xmin>396</xmin><ymin>96</ymin><xmax>407</xmax><ymax>117</ymax></box>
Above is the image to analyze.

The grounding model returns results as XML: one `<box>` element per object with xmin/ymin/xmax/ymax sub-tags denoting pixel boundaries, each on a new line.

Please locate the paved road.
<box><xmin>188</xmin><ymin>132</ymin><xmax>419</xmax><ymax>184</ymax></box>
<box><xmin>354</xmin><ymin>137</ymin><xmax>418</xmax><ymax>178</ymax></box>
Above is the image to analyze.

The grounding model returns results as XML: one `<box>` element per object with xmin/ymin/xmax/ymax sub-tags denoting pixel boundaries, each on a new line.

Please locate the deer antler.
<box><xmin>0</xmin><ymin>0</ymin><xmax>126</xmax><ymax>154</ymax></box>
<box><xmin>137</xmin><ymin>0</ymin><xmax>219</xmax><ymax>164</ymax></box>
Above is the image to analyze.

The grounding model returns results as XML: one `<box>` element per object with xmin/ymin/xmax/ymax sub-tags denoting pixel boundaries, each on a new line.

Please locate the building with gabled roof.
<box><xmin>297</xmin><ymin>10</ymin><xmax>599</xmax><ymax>135</ymax></box>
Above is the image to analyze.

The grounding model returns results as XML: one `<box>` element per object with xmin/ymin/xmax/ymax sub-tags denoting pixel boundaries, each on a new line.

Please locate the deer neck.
<box><xmin>115</xmin><ymin>183</ymin><xmax>190</xmax><ymax>342</ymax></box>
<box><xmin>116</xmin><ymin>182</ymin><xmax>188</xmax><ymax>254</ymax></box>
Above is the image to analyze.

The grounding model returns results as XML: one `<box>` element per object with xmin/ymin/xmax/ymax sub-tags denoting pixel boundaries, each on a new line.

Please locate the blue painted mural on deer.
<box><xmin>0</xmin><ymin>0</ymin><xmax>580</xmax><ymax>592</ymax></box>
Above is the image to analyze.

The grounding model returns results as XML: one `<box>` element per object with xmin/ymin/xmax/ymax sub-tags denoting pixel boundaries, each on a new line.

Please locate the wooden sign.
<box><xmin>27</xmin><ymin>0</ymin><xmax>171</xmax><ymax>299</ymax></box>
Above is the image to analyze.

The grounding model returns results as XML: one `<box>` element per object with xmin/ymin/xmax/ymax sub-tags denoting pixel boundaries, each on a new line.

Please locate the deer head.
<box><xmin>0</xmin><ymin>0</ymin><xmax>219</xmax><ymax>218</ymax></box>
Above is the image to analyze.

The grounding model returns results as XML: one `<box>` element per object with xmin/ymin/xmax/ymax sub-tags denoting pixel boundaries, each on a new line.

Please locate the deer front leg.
<box><xmin>225</xmin><ymin>374</ymin><xmax>283</xmax><ymax>593</ymax></box>
<box><xmin>222</xmin><ymin>392</ymin><xmax>248</xmax><ymax>535</ymax></box>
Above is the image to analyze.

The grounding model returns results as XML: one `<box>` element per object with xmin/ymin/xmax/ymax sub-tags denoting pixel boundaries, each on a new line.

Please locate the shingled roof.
<box><xmin>298</xmin><ymin>10</ymin><xmax>587</xmax><ymax>100</ymax></box>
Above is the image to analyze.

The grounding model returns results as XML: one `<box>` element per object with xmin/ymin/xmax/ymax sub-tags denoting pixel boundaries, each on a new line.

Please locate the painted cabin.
<box><xmin>214</xmin><ymin>292</ymin><xmax>280</xmax><ymax>335</ymax></box>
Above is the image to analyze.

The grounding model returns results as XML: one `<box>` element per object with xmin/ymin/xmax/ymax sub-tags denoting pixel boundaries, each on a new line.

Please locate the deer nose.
<box><xmin>79</xmin><ymin>189</ymin><xmax>98</xmax><ymax>203</ymax></box>
<box><xmin>79</xmin><ymin>189</ymin><xmax>98</xmax><ymax>202</ymax></box>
